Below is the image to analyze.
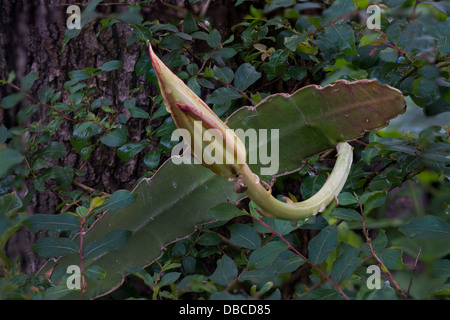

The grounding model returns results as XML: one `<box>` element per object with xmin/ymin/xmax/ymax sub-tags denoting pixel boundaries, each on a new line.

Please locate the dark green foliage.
<box><xmin>0</xmin><ymin>0</ymin><xmax>449</xmax><ymax>300</ymax></box>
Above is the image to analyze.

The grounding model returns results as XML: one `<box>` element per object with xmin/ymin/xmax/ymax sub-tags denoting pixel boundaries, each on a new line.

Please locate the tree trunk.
<box><xmin>1</xmin><ymin>0</ymin><xmax>156</xmax><ymax>273</ymax></box>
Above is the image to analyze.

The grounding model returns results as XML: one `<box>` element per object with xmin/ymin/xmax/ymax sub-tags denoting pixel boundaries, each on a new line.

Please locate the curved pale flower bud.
<box><xmin>148</xmin><ymin>44</ymin><xmax>353</xmax><ymax>221</ymax></box>
<box><xmin>240</xmin><ymin>142</ymin><xmax>353</xmax><ymax>220</ymax></box>
<box><xmin>149</xmin><ymin>44</ymin><xmax>246</xmax><ymax>179</ymax></box>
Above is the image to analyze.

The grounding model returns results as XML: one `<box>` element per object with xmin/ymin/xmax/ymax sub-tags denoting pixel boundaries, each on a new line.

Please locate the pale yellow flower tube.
<box><xmin>149</xmin><ymin>44</ymin><xmax>246</xmax><ymax>179</ymax></box>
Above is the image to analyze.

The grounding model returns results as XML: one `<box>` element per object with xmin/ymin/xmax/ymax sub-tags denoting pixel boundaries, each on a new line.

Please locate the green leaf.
<box><xmin>197</xmin><ymin>78</ymin><xmax>214</xmax><ymax>89</ymax></box>
<box><xmin>83</xmin><ymin>229</ymin><xmax>131</xmax><ymax>259</ymax></box>
<box><xmin>330</xmin><ymin>208</ymin><xmax>361</xmax><ymax>222</ymax></box>
<box><xmin>0</xmin><ymin>125</ymin><xmax>8</xmax><ymax>143</ymax></box>
<box><xmin>0</xmin><ymin>192</ymin><xmax>26</xmax><ymax>249</ymax></box>
<box><xmin>69</xmin><ymin>70</ymin><xmax>91</xmax><ymax>82</ymax></box>
<box><xmin>273</xmin><ymin>251</ymin><xmax>305</xmax><ymax>273</ymax></box>
<box><xmin>72</xmin><ymin>121</ymin><xmax>103</xmax><ymax>141</ymax></box>
<box><xmin>432</xmin><ymin>260</ymin><xmax>450</xmax><ymax>278</ymax></box>
<box><xmin>206</xmin><ymin>29</ymin><xmax>221</xmax><ymax>48</ymax></box>
<box><xmin>210</xmin><ymin>255</ymin><xmax>238</xmax><ymax>286</ymax></box>
<box><xmin>150</xmin><ymin>23</ymin><xmax>178</xmax><ymax>33</ymax></box>
<box><xmin>239</xmin><ymin>266</ymin><xmax>281</xmax><ymax>287</ymax></box>
<box><xmin>301</xmin><ymin>175</ymin><xmax>325</xmax><ymax>199</ymax></box>
<box><xmin>1</xmin><ymin>93</ymin><xmax>25</xmax><ymax>109</ymax></box>
<box><xmin>100</xmin><ymin>60</ymin><xmax>122</xmax><ymax>72</ymax></box>
<box><xmin>234</xmin><ymin>63</ymin><xmax>261</xmax><ymax>91</ymax></box>
<box><xmin>379</xmin><ymin>248</ymin><xmax>406</xmax><ymax>270</ymax></box>
<box><xmin>124</xmin><ymin>98</ymin><xmax>150</xmax><ymax>119</ymax></box>
<box><xmin>143</xmin><ymin>150</ymin><xmax>161</xmax><ymax>170</ymax></box>
<box><xmin>248</xmin><ymin>241</ymin><xmax>287</xmax><ymax>269</ymax></box>
<box><xmin>53</xmin><ymin>102</ymin><xmax>72</xmax><ymax>111</ymax></box>
<box><xmin>208</xmin><ymin>202</ymin><xmax>244</xmax><ymax>221</ymax></box>
<box><xmin>34</xmin><ymin>178</ymin><xmax>45</xmax><ymax>193</ymax></box>
<box><xmin>85</xmin><ymin>265</ymin><xmax>107</xmax><ymax>280</ymax></box>
<box><xmin>264</xmin><ymin>49</ymin><xmax>289</xmax><ymax>76</ymax></box>
<box><xmin>308</xmin><ymin>225</ymin><xmax>338</xmax><ymax>264</ymax></box>
<box><xmin>213</xmin><ymin>66</ymin><xmax>234</xmax><ymax>83</ymax></box>
<box><xmin>287</xmin><ymin>66</ymin><xmax>307</xmax><ymax>81</ymax></box>
<box><xmin>135</xmin><ymin>54</ymin><xmax>156</xmax><ymax>82</ymax></box>
<box><xmin>159</xmin><ymin>272</ymin><xmax>181</xmax><ymax>287</ymax></box>
<box><xmin>226</xmin><ymin>79</ymin><xmax>406</xmax><ymax>178</ymax></box>
<box><xmin>376</xmin><ymin>137</ymin><xmax>421</xmax><ymax>155</ymax></box>
<box><xmin>160</xmin><ymin>35</ymin><xmax>184</xmax><ymax>50</ymax></box>
<box><xmin>127</xmin><ymin>267</ymin><xmax>154</xmax><ymax>287</ymax></box>
<box><xmin>20</xmin><ymin>72</ymin><xmax>39</xmax><ymax>91</ymax></box>
<box><xmin>24</xmin><ymin>213</ymin><xmax>80</xmax><ymax>233</ymax></box>
<box><xmin>99</xmin><ymin>190</ymin><xmax>137</xmax><ymax>211</ymax></box>
<box><xmin>152</xmin><ymin>117</ymin><xmax>176</xmax><ymax>138</ymax></box>
<box><xmin>41</xmin><ymin>166</ymin><xmax>73</xmax><ymax>186</ymax></box>
<box><xmin>190</xmin><ymin>31</ymin><xmax>208</xmax><ymax>40</ymax></box>
<box><xmin>206</xmin><ymin>87</ymin><xmax>243</xmax><ymax>105</ymax></box>
<box><xmin>39</xmin><ymin>142</ymin><xmax>66</xmax><ymax>159</ymax></box>
<box><xmin>330</xmin><ymin>243</ymin><xmax>362</xmax><ymax>282</ymax></box>
<box><xmin>321</xmin><ymin>0</ymin><xmax>357</xmax><ymax>24</ymax></box>
<box><xmin>100</xmin><ymin>127</ymin><xmax>127</xmax><ymax>147</ymax></box>
<box><xmin>379</xmin><ymin>48</ymin><xmax>398</xmax><ymax>62</ymax></box>
<box><xmin>298</xmin><ymin>287</ymin><xmax>345</xmax><ymax>300</ymax></box>
<box><xmin>267</xmin><ymin>0</ymin><xmax>294</xmax><ymax>9</ymax></box>
<box><xmin>422</xmin><ymin>1</ymin><xmax>450</xmax><ymax>15</ymax></box>
<box><xmin>366</xmin><ymin>281</ymin><xmax>397</xmax><ymax>300</ymax></box>
<box><xmin>399</xmin><ymin>216</ymin><xmax>450</xmax><ymax>239</ymax></box>
<box><xmin>429</xmin><ymin>284</ymin><xmax>450</xmax><ymax>296</ymax></box>
<box><xmin>252</xmin><ymin>216</ymin><xmax>297</xmax><ymax>235</ymax></box>
<box><xmin>372</xmin><ymin>230</ymin><xmax>388</xmax><ymax>253</ymax></box>
<box><xmin>361</xmin><ymin>190</ymin><xmax>387</xmax><ymax>214</ymax></box>
<box><xmin>0</xmin><ymin>193</ymin><xmax>22</xmax><ymax>219</ymax></box>
<box><xmin>197</xmin><ymin>232</ymin><xmax>221</xmax><ymax>246</ymax></box>
<box><xmin>16</xmin><ymin>104</ymin><xmax>39</xmax><ymax>124</ymax></box>
<box><xmin>68</xmin><ymin>83</ymin><xmax>86</xmax><ymax>93</ymax></box>
<box><xmin>212</xmin><ymin>48</ymin><xmax>237</xmax><ymax>59</ymax></box>
<box><xmin>0</xmin><ymin>148</ymin><xmax>23</xmax><ymax>177</ymax></box>
<box><xmin>229</xmin><ymin>223</ymin><xmax>261</xmax><ymax>249</ymax></box>
<box><xmin>187</xmin><ymin>77</ymin><xmax>201</xmax><ymax>96</ymax></box>
<box><xmin>323</xmin><ymin>23</ymin><xmax>356</xmax><ymax>55</ymax></box>
<box><xmin>32</xmin><ymin>237</ymin><xmax>79</xmax><ymax>258</ymax></box>
<box><xmin>337</xmin><ymin>192</ymin><xmax>358</xmax><ymax>205</ymax></box>
<box><xmin>186</xmin><ymin>63</ymin><xmax>198</xmax><ymax>76</ymax></box>
<box><xmin>62</xmin><ymin>28</ymin><xmax>82</xmax><ymax>52</ymax></box>
<box><xmin>117</xmin><ymin>141</ymin><xmax>149</xmax><ymax>162</ymax></box>
<box><xmin>5</xmin><ymin>71</ymin><xmax>15</xmax><ymax>83</ymax></box>
<box><xmin>183</xmin><ymin>11</ymin><xmax>198</xmax><ymax>33</ymax></box>
<box><xmin>283</xmin><ymin>34</ymin><xmax>301</xmax><ymax>51</ymax></box>
<box><xmin>361</xmin><ymin>147</ymin><xmax>380</xmax><ymax>165</ymax></box>
<box><xmin>361</xmin><ymin>229</ymin><xmax>387</xmax><ymax>257</ymax></box>
<box><xmin>38</xmin><ymin>86</ymin><xmax>55</xmax><ymax>104</ymax></box>
<box><xmin>131</xmin><ymin>25</ymin><xmax>153</xmax><ymax>42</ymax></box>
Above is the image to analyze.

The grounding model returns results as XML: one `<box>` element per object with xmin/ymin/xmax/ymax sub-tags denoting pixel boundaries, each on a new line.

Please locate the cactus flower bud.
<box><xmin>149</xmin><ymin>44</ymin><xmax>246</xmax><ymax>179</ymax></box>
<box><xmin>148</xmin><ymin>43</ymin><xmax>353</xmax><ymax>221</ymax></box>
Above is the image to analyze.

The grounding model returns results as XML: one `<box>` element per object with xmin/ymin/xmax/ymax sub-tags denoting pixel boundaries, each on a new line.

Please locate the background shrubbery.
<box><xmin>0</xmin><ymin>0</ymin><xmax>449</xmax><ymax>300</ymax></box>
